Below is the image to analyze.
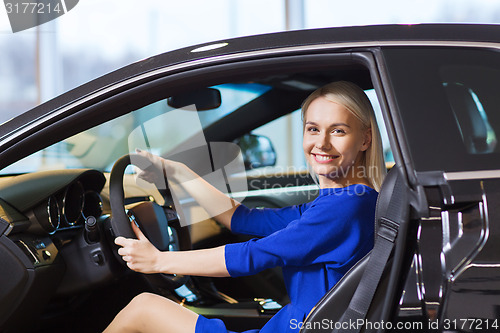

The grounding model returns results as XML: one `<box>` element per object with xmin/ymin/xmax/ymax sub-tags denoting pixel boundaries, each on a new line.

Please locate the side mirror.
<box><xmin>167</xmin><ymin>88</ymin><xmax>222</xmax><ymax>111</ymax></box>
<box><xmin>235</xmin><ymin>134</ymin><xmax>277</xmax><ymax>170</ymax></box>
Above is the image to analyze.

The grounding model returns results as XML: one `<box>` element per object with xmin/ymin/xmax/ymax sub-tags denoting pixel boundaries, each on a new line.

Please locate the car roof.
<box><xmin>119</xmin><ymin>23</ymin><xmax>500</xmax><ymax>73</ymax></box>
<box><xmin>2</xmin><ymin>23</ymin><xmax>500</xmax><ymax>140</ymax></box>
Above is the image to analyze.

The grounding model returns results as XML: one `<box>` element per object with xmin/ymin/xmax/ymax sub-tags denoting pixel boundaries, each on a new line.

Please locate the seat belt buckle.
<box><xmin>377</xmin><ymin>217</ymin><xmax>399</xmax><ymax>242</ymax></box>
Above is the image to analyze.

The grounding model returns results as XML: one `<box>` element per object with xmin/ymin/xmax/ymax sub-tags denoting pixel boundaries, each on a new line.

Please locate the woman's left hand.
<box><xmin>115</xmin><ymin>222</ymin><xmax>162</xmax><ymax>274</ymax></box>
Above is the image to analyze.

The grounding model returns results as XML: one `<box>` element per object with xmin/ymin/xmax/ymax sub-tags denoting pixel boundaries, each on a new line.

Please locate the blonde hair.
<box><xmin>301</xmin><ymin>81</ymin><xmax>386</xmax><ymax>191</ymax></box>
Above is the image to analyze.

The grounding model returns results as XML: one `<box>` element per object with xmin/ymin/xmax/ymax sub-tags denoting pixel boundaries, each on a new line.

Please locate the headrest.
<box><xmin>444</xmin><ymin>82</ymin><xmax>489</xmax><ymax>153</ymax></box>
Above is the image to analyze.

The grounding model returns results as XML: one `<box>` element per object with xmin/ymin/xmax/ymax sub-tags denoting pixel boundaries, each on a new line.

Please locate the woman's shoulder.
<box><xmin>315</xmin><ymin>184</ymin><xmax>378</xmax><ymax>202</ymax></box>
<box><xmin>297</xmin><ymin>184</ymin><xmax>376</xmax><ymax>218</ymax></box>
<box><xmin>303</xmin><ymin>184</ymin><xmax>376</xmax><ymax>215</ymax></box>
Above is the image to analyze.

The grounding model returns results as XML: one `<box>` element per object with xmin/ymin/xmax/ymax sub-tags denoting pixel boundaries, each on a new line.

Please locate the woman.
<box><xmin>104</xmin><ymin>81</ymin><xmax>386</xmax><ymax>333</ymax></box>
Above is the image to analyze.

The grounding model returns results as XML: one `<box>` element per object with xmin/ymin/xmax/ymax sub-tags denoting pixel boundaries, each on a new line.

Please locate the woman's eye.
<box><xmin>306</xmin><ymin>127</ymin><xmax>319</xmax><ymax>132</ymax></box>
<box><xmin>332</xmin><ymin>128</ymin><xmax>346</xmax><ymax>134</ymax></box>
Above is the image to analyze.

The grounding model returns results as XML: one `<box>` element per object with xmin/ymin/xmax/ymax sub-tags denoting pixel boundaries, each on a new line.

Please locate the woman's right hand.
<box><xmin>135</xmin><ymin>149</ymin><xmax>199</xmax><ymax>185</ymax></box>
<box><xmin>134</xmin><ymin>148</ymin><xmax>169</xmax><ymax>185</ymax></box>
<box><xmin>135</xmin><ymin>149</ymin><xmax>192</xmax><ymax>184</ymax></box>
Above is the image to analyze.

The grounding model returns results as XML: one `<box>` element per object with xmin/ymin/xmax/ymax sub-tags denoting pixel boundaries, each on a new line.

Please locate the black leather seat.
<box><xmin>301</xmin><ymin>167</ymin><xmax>408</xmax><ymax>332</ymax></box>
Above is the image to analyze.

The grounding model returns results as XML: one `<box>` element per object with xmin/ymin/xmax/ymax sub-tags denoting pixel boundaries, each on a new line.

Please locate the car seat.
<box><xmin>301</xmin><ymin>166</ymin><xmax>410</xmax><ymax>332</ymax></box>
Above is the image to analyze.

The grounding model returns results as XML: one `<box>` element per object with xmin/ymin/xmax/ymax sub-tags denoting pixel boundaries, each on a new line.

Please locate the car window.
<box><xmin>383</xmin><ymin>47</ymin><xmax>500</xmax><ymax>173</ymax></box>
<box><xmin>0</xmin><ymin>83</ymin><xmax>271</xmax><ymax>175</ymax></box>
<box><xmin>441</xmin><ymin>67</ymin><xmax>498</xmax><ymax>155</ymax></box>
<box><xmin>249</xmin><ymin>109</ymin><xmax>307</xmax><ymax>175</ymax></box>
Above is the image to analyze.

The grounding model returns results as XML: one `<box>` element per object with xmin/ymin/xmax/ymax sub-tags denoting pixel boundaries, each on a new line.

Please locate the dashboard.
<box><xmin>0</xmin><ymin>169</ymin><xmax>106</xmax><ymax>234</ymax></box>
<box><xmin>0</xmin><ymin>168</ymin><xmax>293</xmax><ymax>332</ymax></box>
<box><xmin>0</xmin><ymin>169</ymin><xmax>115</xmax><ymax>331</ymax></box>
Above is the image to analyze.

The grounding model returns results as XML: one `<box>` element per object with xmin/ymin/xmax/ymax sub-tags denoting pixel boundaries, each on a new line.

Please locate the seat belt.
<box><xmin>333</xmin><ymin>171</ymin><xmax>407</xmax><ymax>333</ymax></box>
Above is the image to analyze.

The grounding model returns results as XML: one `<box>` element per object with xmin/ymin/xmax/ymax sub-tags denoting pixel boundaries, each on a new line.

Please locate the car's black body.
<box><xmin>1</xmin><ymin>24</ymin><xmax>500</xmax><ymax>332</ymax></box>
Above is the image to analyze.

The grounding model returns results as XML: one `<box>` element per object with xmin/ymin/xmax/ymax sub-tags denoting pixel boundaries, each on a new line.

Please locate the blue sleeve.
<box><xmin>231</xmin><ymin>203</ymin><xmax>308</xmax><ymax>237</ymax></box>
<box><xmin>225</xmin><ymin>191</ymin><xmax>377</xmax><ymax>277</ymax></box>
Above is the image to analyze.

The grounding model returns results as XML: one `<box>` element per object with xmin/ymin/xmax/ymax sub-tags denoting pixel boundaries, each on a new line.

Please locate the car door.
<box><xmin>376</xmin><ymin>45</ymin><xmax>500</xmax><ymax>328</ymax></box>
<box><xmin>0</xmin><ymin>36</ymin><xmax>397</xmax><ymax>332</ymax></box>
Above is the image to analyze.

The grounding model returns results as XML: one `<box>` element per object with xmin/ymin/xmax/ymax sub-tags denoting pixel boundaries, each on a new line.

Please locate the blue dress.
<box><xmin>196</xmin><ymin>184</ymin><xmax>378</xmax><ymax>333</ymax></box>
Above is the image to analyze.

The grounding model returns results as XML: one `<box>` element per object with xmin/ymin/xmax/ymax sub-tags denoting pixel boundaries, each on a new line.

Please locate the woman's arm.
<box><xmin>116</xmin><ymin>222</ymin><xmax>230</xmax><ymax>277</ymax></box>
<box><xmin>135</xmin><ymin>149</ymin><xmax>240</xmax><ymax>230</ymax></box>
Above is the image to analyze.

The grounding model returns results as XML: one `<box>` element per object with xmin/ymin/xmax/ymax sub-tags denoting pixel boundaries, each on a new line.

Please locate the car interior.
<box><xmin>0</xmin><ymin>53</ymin><xmax>399</xmax><ymax>333</ymax></box>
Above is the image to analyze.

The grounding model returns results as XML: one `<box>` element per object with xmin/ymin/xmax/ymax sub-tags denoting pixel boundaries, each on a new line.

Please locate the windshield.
<box><xmin>1</xmin><ymin>83</ymin><xmax>271</xmax><ymax>175</ymax></box>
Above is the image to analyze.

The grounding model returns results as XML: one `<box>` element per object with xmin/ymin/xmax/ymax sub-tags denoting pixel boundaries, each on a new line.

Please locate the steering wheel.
<box><xmin>109</xmin><ymin>153</ymin><xmax>189</xmax><ymax>289</ymax></box>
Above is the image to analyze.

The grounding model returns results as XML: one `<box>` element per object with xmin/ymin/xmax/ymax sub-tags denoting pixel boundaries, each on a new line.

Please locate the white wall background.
<box><xmin>1</xmin><ymin>0</ymin><xmax>500</xmax><ymax>124</ymax></box>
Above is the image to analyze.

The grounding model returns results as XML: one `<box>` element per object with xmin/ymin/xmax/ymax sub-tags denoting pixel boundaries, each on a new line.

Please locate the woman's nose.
<box><xmin>315</xmin><ymin>133</ymin><xmax>331</xmax><ymax>149</ymax></box>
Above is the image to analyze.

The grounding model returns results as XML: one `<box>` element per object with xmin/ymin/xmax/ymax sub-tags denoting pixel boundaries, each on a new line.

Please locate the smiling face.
<box><xmin>303</xmin><ymin>96</ymin><xmax>372</xmax><ymax>188</ymax></box>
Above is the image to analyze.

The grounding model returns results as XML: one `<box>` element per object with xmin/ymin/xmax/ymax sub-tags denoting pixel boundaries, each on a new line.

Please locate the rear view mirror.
<box><xmin>167</xmin><ymin>88</ymin><xmax>222</xmax><ymax>111</ymax></box>
<box><xmin>235</xmin><ymin>134</ymin><xmax>277</xmax><ymax>170</ymax></box>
